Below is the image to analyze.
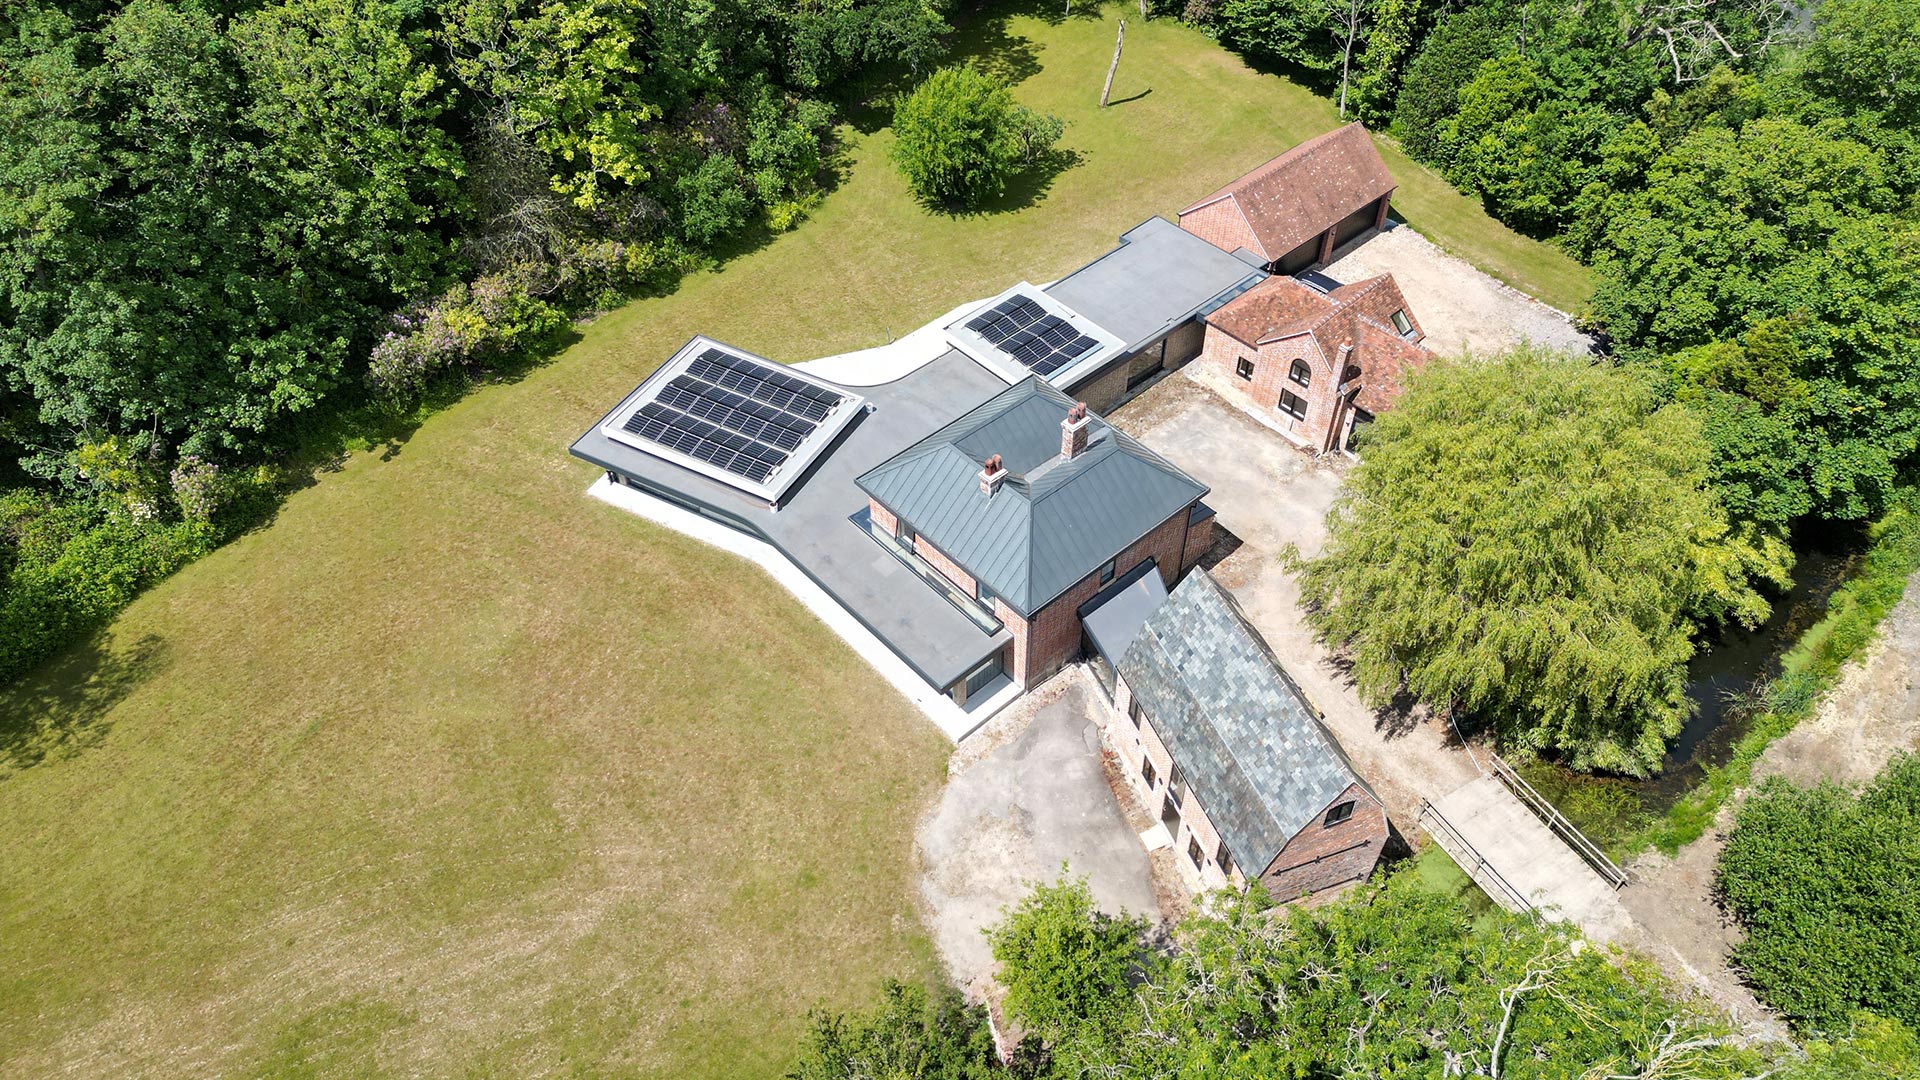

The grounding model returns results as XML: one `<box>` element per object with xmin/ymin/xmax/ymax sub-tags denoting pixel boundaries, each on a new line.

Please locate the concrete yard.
<box><xmin>1324</xmin><ymin>223</ymin><xmax>1595</xmax><ymax>358</ymax></box>
<box><xmin>914</xmin><ymin>673</ymin><xmax>1162</xmax><ymax>993</ymax></box>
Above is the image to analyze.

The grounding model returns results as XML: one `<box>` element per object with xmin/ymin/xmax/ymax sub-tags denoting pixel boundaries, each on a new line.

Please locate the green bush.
<box><xmin>1716</xmin><ymin>754</ymin><xmax>1920</xmax><ymax>1032</ymax></box>
<box><xmin>986</xmin><ymin>875</ymin><xmax>1146</xmax><ymax>1043</ymax></box>
<box><xmin>890</xmin><ymin>65</ymin><xmax>1060</xmax><ymax>208</ymax></box>
<box><xmin>0</xmin><ymin>506</ymin><xmax>212</xmax><ymax>683</ymax></box>
<box><xmin>785</xmin><ymin>980</ymin><xmax>1014</xmax><ymax>1080</ymax></box>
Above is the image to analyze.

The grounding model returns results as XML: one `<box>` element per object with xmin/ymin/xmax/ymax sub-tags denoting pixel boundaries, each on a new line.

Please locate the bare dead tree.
<box><xmin>1100</xmin><ymin>20</ymin><xmax>1127</xmax><ymax>107</ymax></box>
<box><xmin>1330</xmin><ymin>0</ymin><xmax>1373</xmax><ymax>118</ymax></box>
<box><xmin>1630</xmin><ymin>0</ymin><xmax>1802</xmax><ymax>83</ymax></box>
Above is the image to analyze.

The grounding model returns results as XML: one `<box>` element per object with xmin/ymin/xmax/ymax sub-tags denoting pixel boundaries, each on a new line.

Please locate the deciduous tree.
<box><xmin>1290</xmin><ymin>348</ymin><xmax>1779</xmax><ymax>774</ymax></box>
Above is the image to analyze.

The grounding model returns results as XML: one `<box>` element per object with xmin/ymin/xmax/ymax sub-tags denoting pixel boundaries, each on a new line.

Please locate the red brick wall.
<box><xmin>1178</xmin><ymin>198</ymin><xmax>1265</xmax><ymax>262</ymax></box>
<box><xmin>869</xmin><ymin>499</ymin><xmax>897</xmax><ymax>535</ymax></box>
<box><xmin>1198</xmin><ymin>323</ymin><xmax>1341</xmax><ymax>447</ymax></box>
<box><xmin>1021</xmin><ymin>510</ymin><xmax>1192</xmax><ymax>685</ymax></box>
<box><xmin>985</xmin><ymin>508</ymin><xmax>1193</xmax><ymax>686</ymax></box>
<box><xmin>915</xmin><ymin>534</ymin><xmax>977</xmax><ymax>597</ymax></box>
<box><xmin>1181</xmin><ymin>513</ymin><xmax>1214</xmax><ymax>572</ymax></box>
<box><xmin>1259</xmin><ymin>782</ymin><xmax>1387</xmax><ymax>899</ymax></box>
<box><xmin>1105</xmin><ymin>677</ymin><xmax>1244</xmax><ymax>892</ymax></box>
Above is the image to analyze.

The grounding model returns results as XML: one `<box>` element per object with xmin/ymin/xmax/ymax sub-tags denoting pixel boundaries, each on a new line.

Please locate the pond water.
<box><xmin>1632</xmin><ymin>542</ymin><xmax>1857</xmax><ymax>807</ymax></box>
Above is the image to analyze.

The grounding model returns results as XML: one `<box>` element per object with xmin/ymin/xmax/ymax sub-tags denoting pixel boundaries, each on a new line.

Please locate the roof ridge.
<box><xmin>1180</xmin><ymin>124</ymin><xmax>1364</xmax><ymax>213</ymax></box>
<box><xmin>1199</xmin><ymin>574</ymin><xmax>1357</xmax><ymax>785</ymax></box>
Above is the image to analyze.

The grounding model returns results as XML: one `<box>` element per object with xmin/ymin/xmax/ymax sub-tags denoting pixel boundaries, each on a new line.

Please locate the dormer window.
<box><xmin>1289</xmin><ymin>359</ymin><xmax>1311</xmax><ymax>387</ymax></box>
<box><xmin>1391</xmin><ymin>309</ymin><xmax>1414</xmax><ymax>337</ymax></box>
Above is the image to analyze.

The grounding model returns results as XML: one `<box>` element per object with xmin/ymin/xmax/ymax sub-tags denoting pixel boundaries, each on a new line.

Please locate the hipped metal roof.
<box><xmin>855</xmin><ymin>378</ymin><xmax>1207</xmax><ymax>616</ymax></box>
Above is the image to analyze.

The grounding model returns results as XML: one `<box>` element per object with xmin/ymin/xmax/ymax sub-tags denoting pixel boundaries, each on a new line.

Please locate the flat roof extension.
<box><xmin>573</xmin><ymin>345</ymin><xmax>1013</xmax><ymax>690</ymax></box>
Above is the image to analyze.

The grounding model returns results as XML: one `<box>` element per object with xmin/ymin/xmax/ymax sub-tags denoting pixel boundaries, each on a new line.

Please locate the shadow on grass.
<box><xmin>917</xmin><ymin>147</ymin><xmax>1083</xmax><ymax>218</ymax></box>
<box><xmin>0</xmin><ymin>632</ymin><xmax>169</xmax><ymax>777</ymax></box>
<box><xmin>1105</xmin><ymin>87</ymin><xmax>1153</xmax><ymax>106</ymax></box>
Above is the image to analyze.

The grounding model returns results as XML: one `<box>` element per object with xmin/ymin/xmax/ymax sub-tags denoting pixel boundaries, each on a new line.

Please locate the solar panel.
<box><xmin>618</xmin><ymin>345</ymin><xmax>849</xmax><ymax>486</ymax></box>
<box><xmin>960</xmin><ymin>293</ymin><xmax>1109</xmax><ymax>380</ymax></box>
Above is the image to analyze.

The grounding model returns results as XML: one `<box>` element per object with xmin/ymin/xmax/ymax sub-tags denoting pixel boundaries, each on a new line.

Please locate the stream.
<box><xmin>1522</xmin><ymin>528</ymin><xmax>1862</xmax><ymax>824</ymax></box>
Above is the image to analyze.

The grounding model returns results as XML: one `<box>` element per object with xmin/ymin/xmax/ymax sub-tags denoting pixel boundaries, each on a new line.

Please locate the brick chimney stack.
<box><xmin>1061</xmin><ymin>402</ymin><xmax>1092</xmax><ymax>460</ymax></box>
<box><xmin>979</xmin><ymin>453</ymin><xmax>1008</xmax><ymax>497</ymax></box>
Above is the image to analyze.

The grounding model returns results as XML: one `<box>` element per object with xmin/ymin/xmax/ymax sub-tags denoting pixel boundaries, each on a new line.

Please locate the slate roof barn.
<box><xmin>1119</xmin><ymin>569</ymin><xmax>1367</xmax><ymax>876</ymax></box>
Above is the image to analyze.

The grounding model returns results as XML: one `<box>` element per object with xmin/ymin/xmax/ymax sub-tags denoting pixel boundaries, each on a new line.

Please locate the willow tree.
<box><xmin>1291</xmin><ymin>347</ymin><xmax>1784</xmax><ymax>774</ymax></box>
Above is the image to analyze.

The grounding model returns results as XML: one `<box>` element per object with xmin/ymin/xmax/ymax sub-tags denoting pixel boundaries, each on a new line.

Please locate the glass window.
<box><xmin>1323</xmin><ymin>800</ymin><xmax>1355</xmax><ymax>827</ymax></box>
<box><xmin>1278</xmin><ymin>390</ymin><xmax>1308</xmax><ymax>421</ymax></box>
<box><xmin>1391</xmin><ymin>309</ymin><xmax>1414</xmax><ymax>336</ymax></box>
<box><xmin>1128</xmin><ymin>697</ymin><xmax>1145</xmax><ymax>728</ymax></box>
<box><xmin>1188</xmin><ymin>836</ymin><xmax>1205</xmax><ymax>868</ymax></box>
<box><xmin>1098</xmin><ymin>559</ymin><xmax>1116</xmax><ymax>585</ymax></box>
<box><xmin>1217</xmin><ymin>841</ymin><xmax>1234</xmax><ymax>877</ymax></box>
<box><xmin>1168</xmin><ymin>766</ymin><xmax>1185</xmax><ymax>809</ymax></box>
<box><xmin>1289</xmin><ymin>359</ymin><xmax>1311</xmax><ymax>387</ymax></box>
<box><xmin>1235</xmin><ymin>356</ymin><xmax>1254</xmax><ymax>380</ymax></box>
<box><xmin>1142</xmin><ymin>758</ymin><xmax>1157</xmax><ymax>788</ymax></box>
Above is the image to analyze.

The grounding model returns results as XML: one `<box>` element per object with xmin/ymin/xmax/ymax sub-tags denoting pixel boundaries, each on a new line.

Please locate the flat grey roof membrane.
<box><xmin>573</xmin><ymin>345</ymin><xmax>1012</xmax><ymax>690</ymax></box>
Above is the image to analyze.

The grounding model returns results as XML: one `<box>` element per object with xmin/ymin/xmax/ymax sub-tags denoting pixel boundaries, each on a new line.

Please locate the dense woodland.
<box><xmin>0</xmin><ymin>0</ymin><xmax>950</xmax><ymax>677</ymax></box>
<box><xmin>790</xmin><ymin>872</ymin><xmax>1920</xmax><ymax>1078</ymax></box>
<box><xmin>1205</xmin><ymin>0</ymin><xmax>1920</xmax><ymax>533</ymax></box>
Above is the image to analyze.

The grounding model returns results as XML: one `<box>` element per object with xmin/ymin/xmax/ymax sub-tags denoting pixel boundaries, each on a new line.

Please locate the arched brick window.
<box><xmin>1289</xmin><ymin>359</ymin><xmax>1311</xmax><ymax>387</ymax></box>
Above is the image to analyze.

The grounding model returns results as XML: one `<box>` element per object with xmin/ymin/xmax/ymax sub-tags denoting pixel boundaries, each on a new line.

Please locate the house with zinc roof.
<box><xmin>1103</xmin><ymin>569</ymin><xmax>1386</xmax><ymax>898</ymax></box>
<box><xmin>857</xmin><ymin>377</ymin><xmax>1214</xmax><ymax>692</ymax></box>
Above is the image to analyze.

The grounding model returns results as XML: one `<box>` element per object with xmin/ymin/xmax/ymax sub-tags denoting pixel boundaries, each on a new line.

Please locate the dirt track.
<box><xmin>1620</xmin><ymin>568</ymin><xmax>1920</xmax><ymax>1040</ymax></box>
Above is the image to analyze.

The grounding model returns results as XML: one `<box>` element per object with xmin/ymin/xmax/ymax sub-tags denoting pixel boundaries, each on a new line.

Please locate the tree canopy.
<box><xmin>889</xmin><ymin>64</ymin><xmax>1062</xmax><ymax>209</ymax></box>
<box><xmin>1717</xmin><ymin>753</ymin><xmax>1920</xmax><ymax>1033</ymax></box>
<box><xmin>1291</xmin><ymin>348</ymin><xmax>1779</xmax><ymax>774</ymax></box>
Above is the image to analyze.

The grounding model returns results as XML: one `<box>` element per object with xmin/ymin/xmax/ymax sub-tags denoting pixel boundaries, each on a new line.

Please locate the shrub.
<box><xmin>1717</xmin><ymin>754</ymin><xmax>1920</xmax><ymax>1032</ymax></box>
<box><xmin>891</xmin><ymin>65</ymin><xmax>1060</xmax><ymax>208</ymax></box>
<box><xmin>0</xmin><ymin>507</ymin><xmax>212</xmax><ymax>683</ymax></box>
<box><xmin>986</xmin><ymin>875</ymin><xmax>1147</xmax><ymax>1043</ymax></box>
<box><xmin>785</xmin><ymin>980</ymin><xmax>1012</xmax><ymax>1080</ymax></box>
<box><xmin>367</xmin><ymin>268</ymin><xmax>569</xmax><ymax>402</ymax></box>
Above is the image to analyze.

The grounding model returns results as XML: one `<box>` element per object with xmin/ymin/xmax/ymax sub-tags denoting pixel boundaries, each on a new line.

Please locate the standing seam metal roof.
<box><xmin>855</xmin><ymin>378</ymin><xmax>1207</xmax><ymax>615</ymax></box>
<box><xmin>1119</xmin><ymin>570</ymin><xmax>1362</xmax><ymax>874</ymax></box>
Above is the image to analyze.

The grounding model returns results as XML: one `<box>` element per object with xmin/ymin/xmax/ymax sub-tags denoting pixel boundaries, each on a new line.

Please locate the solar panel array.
<box><xmin>963</xmin><ymin>295</ymin><xmax>1102</xmax><ymax>377</ymax></box>
<box><xmin>620</xmin><ymin>348</ymin><xmax>846</xmax><ymax>485</ymax></box>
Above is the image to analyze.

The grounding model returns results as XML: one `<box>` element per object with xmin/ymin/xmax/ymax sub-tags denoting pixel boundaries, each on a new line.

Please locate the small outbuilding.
<box><xmin>1198</xmin><ymin>272</ymin><xmax>1429</xmax><ymax>454</ymax></box>
<box><xmin>1101</xmin><ymin>569</ymin><xmax>1387</xmax><ymax>899</ymax></box>
<box><xmin>1178</xmin><ymin>123</ymin><xmax>1397</xmax><ymax>275</ymax></box>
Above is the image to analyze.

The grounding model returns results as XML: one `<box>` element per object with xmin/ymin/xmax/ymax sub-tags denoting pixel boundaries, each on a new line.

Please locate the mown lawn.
<box><xmin>0</xmin><ymin>6</ymin><xmax>1587</xmax><ymax>1077</ymax></box>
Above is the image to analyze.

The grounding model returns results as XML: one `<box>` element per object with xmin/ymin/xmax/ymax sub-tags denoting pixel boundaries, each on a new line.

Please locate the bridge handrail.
<box><xmin>1418</xmin><ymin>799</ymin><xmax>1537</xmax><ymax>918</ymax></box>
<box><xmin>1486</xmin><ymin>753</ymin><xmax>1630</xmax><ymax>889</ymax></box>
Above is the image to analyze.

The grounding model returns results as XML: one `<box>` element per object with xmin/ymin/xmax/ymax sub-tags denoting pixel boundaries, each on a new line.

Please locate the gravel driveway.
<box><xmin>914</xmin><ymin>673</ymin><xmax>1161</xmax><ymax>993</ymax></box>
<box><xmin>1324</xmin><ymin>224</ymin><xmax>1595</xmax><ymax>358</ymax></box>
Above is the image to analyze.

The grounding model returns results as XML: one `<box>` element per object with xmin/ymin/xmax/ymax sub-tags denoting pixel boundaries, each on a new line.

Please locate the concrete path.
<box><xmin>1427</xmin><ymin>776</ymin><xmax>1636</xmax><ymax>943</ymax></box>
<box><xmin>915</xmin><ymin>674</ymin><xmax>1160</xmax><ymax>994</ymax></box>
